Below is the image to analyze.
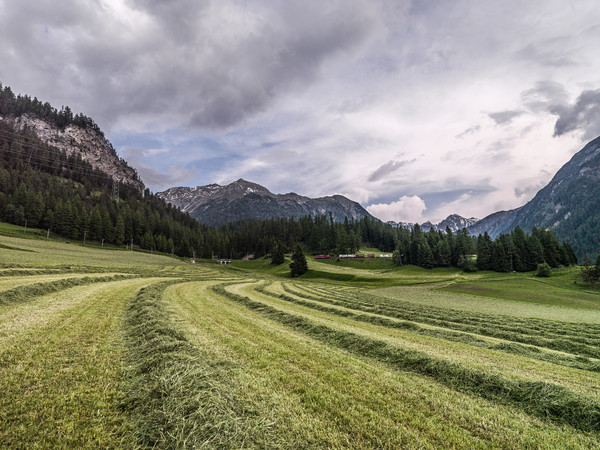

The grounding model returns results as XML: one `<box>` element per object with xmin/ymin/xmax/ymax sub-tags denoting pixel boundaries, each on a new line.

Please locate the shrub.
<box><xmin>535</xmin><ymin>262</ymin><xmax>552</xmax><ymax>277</ymax></box>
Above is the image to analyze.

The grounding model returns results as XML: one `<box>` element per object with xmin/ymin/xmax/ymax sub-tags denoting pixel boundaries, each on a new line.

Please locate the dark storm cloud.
<box><xmin>549</xmin><ymin>89</ymin><xmax>600</xmax><ymax>140</ymax></box>
<box><xmin>488</xmin><ymin>110</ymin><xmax>524</xmax><ymax>125</ymax></box>
<box><xmin>0</xmin><ymin>0</ymin><xmax>379</xmax><ymax>131</ymax></box>
<box><xmin>368</xmin><ymin>159</ymin><xmax>415</xmax><ymax>182</ymax></box>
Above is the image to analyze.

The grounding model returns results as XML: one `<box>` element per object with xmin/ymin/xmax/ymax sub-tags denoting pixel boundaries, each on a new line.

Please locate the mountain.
<box><xmin>158</xmin><ymin>179</ymin><xmax>374</xmax><ymax>226</ymax></box>
<box><xmin>436</xmin><ymin>214</ymin><xmax>479</xmax><ymax>232</ymax></box>
<box><xmin>469</xmin><ymin>136</ymin><xmax>600</xmax><ymax>257</ymax></box>
<box><xmin>387</xmin><ymin>214</ymin><xmax>478</xmax><ymax>233</ymax></box>
<box><xmin>0</xmin><ymin>84</ymin><xmax>144</xmax><ymax>192</ymax></box>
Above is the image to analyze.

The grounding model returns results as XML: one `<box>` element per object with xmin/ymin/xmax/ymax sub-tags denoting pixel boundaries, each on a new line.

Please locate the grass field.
<box><xmin>1</xmin><ymin>227</ymin><xmax>600</xmax><ymax>448</ymax></box>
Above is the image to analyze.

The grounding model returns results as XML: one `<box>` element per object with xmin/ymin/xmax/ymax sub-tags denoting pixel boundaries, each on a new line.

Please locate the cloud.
<box><xmin>367</xmin><ymin>159</ymin><xmax>414</xmax><ymax>182</ymax></box>
<box><xmin>514</xmin><ymin>183</ymin><xmax>544</xmax><ymax>198</ymax></box>
<box><xmin>549</xmin><ymin>89</ymin><xmax>600</xmax><ymax>140</ymax></box>
<box><xmin>521</xmin><ymin>80</ymin><xmax>569</xmax><ymax>112</ymax></box>
<box><xmin>514</xmin><ymin>43</ymin><xmax>580</xmax><ymax>68</ymax></box>
<box><xmin>366</xmin><ymin>196</ymin><xmax>426</xmax><ymax>223</ymax></box>
<box><xmin>488</xmin><ymin>110</ymin><xmax>524</xmax><ymax>125</ymax></box>
<box><xmin>120</xmin><ymin>147</ymin><xmax>196</xmax><ymax>190</ymax></box>
<box><xmin>0</xmin><ymin>0</ymin><xmax>380</xmax><ymax>132</ymax></box>
<box><xmin>455</xmin><ymin>125</ymin><xmax>480</xmax><ymax>139</ymax></box>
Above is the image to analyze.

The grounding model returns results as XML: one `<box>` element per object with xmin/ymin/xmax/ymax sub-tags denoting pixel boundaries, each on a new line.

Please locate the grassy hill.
<box><xmin>1</xmin><ymin>224</ymin><xmax>600</xmax><ymax>447</ymax></box>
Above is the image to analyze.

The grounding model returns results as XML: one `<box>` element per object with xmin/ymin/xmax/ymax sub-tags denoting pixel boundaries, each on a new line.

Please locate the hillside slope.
<box><xmin>469</xmin><ymin>136</ymin><xmax>600</xmax><ymax>257</ymax></box>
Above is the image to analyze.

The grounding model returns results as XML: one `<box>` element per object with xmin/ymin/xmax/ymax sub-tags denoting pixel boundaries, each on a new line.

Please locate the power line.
<box><xmin>0</xmin><ymin>126</ymin><xmax>135</xmax><ymax>178</ymax></box>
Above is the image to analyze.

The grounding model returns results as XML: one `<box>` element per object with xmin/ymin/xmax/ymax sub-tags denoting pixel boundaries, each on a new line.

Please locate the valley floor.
<box><xmin>1</xmin><ymin>232</ymin><xmax>600</xmax><ymax>448</ymax></box>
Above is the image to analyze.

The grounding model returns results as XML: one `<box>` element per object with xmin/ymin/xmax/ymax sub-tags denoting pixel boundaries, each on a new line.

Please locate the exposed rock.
<box><xmin>1</xmin><ymin>113</ymin><xmax>144</xmax><ymax>192</ymax></box>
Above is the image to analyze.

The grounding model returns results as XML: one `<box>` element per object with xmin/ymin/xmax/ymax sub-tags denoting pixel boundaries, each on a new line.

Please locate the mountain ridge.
<box><xmin>388</xmin><ymin>214</ymin><xmax>479</xmax><ymax>233</ymax></box>
<box><xmin>158</xmin><ymin>179</ymin><xmax>375</xmax><ymax>226</ymax></box>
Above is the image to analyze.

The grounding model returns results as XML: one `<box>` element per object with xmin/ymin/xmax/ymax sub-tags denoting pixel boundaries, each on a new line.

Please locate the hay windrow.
<box><xmin>121</xmin><ymin>281</ymin><xmax>275</xmax><ymax>449</ymax></box>
<box><xmin>213</xmin><ymin>283</ymin><xmax>600</xmax><ymax>433</ymax></box>
<box><xmin>0</xmin><ymin>274</ymin><xmax>136</xmax><ymax>306</ymax></box>
<box><xmin>281</xmin><ymin>283</ymin><xmax>600</xmax><ymax>358</ymax></box>
<box><xmin>257</xmin><ymin>284</ymin><xmax>600</xmax><ymax>372</ymax></box>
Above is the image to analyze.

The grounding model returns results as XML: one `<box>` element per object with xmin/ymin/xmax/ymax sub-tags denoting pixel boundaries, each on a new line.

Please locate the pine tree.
<box><xmin>492</xmin><ymin>240</ymin><xmax>510</xmax><ymax>272</ymax></box>
<box><xmin>290</xmin><ymin>244</ymin><xmax>308</xmax><ymax>277</ymax></box>
<box><xmin>417</xmin><ymin>241</ymin><xmax>436</xmax><ymax>269</ymax></box>
<box><xmin>271</xmin><ymin>243</ymin><xmax>285</xmax><ymax>265</ymax></box>
<box><xmin>476</xmin><ymin>232</ymin><xmax>493</xmax><ymax>271</ymax></box>
<box><xmin>114</xmin><ymin>215</ymin><xmax>125</xmax><ymax>246</ymax></box>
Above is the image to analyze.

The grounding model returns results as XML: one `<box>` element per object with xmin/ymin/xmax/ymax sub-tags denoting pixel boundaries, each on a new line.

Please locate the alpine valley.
<box><xmin>1</xmin><ymin>82</ymin><xmax>600</xmax><ymax>258</ymax></box>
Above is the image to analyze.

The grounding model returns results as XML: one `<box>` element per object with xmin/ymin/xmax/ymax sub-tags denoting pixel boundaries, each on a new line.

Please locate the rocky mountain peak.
<box><xmin>157</xmin><ymin>179</ymin><xmax>373</xmax><ymax>226</ymax></box>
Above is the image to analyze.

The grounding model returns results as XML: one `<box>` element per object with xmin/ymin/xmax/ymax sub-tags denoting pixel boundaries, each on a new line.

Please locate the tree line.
<box><xmin>0</xmin><ymin>82</ymin><xmax>102</xmax><ymax>134</ymax></box>
<box><xmin>389</xmin><ymin>223</ymin><xmax>576</xmax><ymax>272</ymax></box>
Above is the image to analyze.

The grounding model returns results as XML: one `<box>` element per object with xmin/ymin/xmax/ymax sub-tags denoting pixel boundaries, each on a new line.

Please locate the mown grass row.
<box><xmin>286</xmin><ymin>282</ymin><xmax>600</xmax><ymax>343</ymax></box>
<box><xmin>256</xmin><ymin>284</ymin><xmax>600</xmax><ymax>372</ymax></box>
<box><xmin>212</xmin><ymin>283</ymin><xmax>600</xmax><ymax>433</ymax></box>
<box><xmin>121</xmin><ymin>280</ymin><xmax>274</xmax><ymax>449</ymax></box>
<box><xmin>0</xmin><ymin>274</ymin><xmax>137</xmax><ymax>306</ymax></box>
<box><xmin>282</xmin><ymin>283</ymin><xmax>600</xmax><ymax>358</ymax></box>
<box><xmin>294</xmin><ymin>282</ymin><xmax>600</xmax><ymax>338</ymax></box>
<box><xmin>294</xmin><ymin>282</ymin><xmax>600</xmax><ymax>337</ymax></box>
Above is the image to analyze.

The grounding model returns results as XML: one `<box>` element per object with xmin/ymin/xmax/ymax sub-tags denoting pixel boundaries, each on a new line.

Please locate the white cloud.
<box><xmin>367</xmin><ymin>196</ymin><xmax>427</xmax><ymax>223</ymax></box>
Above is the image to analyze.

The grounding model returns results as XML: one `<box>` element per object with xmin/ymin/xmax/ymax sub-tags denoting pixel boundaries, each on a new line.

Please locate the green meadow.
<box><xmin>1</xmin><ymin>226</ymin><xmax>600</xmax><ymax>448</ymax></box>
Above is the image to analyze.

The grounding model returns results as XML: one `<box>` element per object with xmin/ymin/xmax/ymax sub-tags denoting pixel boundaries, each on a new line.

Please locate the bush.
<box><xmin>463</xmin><ymin>258</ymin><xmax>478</xmax><ymax>273</ymax></box>
<box><xmin>535</xmin><ymin>263</ymin><xmax>552</xmax><ymax>277</ymax></box>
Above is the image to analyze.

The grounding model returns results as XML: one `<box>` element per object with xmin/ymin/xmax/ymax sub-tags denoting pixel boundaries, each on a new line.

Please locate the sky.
<box><xmin>2</xmin><ymin>0</ymin><xmax>600</xmax><ymax>224</ymax></box>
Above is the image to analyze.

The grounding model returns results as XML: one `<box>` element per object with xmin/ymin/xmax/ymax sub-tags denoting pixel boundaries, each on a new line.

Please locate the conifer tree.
<box><xmin>271</xmin><ymin>243</ymin><xmax>285</xmax><ymax>265</ymax></box>
<box><xmin>290</xmin><ymin>244</ymin><xmax>308</xmax><ymax>277</ymax></box>
<box><xmin>476</xmin><ymin>232</ymin><xmax>493</xmax><ymax>270</ymax></box>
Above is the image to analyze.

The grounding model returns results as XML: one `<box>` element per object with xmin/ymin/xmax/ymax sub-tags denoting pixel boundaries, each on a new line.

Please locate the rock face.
<box><xmin>468</xmin><ymin>136</ymin><xmax>600</xmax><ymax>257</ymax></box>
<box><xmin>467</xmin><ymin>210</ymin><xmax>517</xmax><ymax>238</ymax></box>
<box><xmin>387</xmin><ymin>214</ymin><xmax>478</xmax><ymax>233</ymax></box>
<box><xmin>1</xmin><ymin>114</ymin><xmax>144</xmax><ymax>192</ymax></box>
<box><xmin>158</xmin><ymin>179</ymin><xmax>374</xmax><ymax>226</ymax></box>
